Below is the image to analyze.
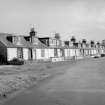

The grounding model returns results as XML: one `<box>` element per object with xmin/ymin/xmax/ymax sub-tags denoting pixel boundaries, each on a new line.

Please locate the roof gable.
<box><xmin>0</xmin><ymin>33</ymin><xmax>48</xmax><ymax>48</ymax></box>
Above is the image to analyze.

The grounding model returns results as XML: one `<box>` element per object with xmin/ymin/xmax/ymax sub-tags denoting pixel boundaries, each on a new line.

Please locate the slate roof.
<box><xmin>0</xmin><ymin>33</ymin><xmax>92</xmax><ymax>49</ymax></box>
<box><xmin>0</xmin><ymin>33</ymin><xmax>15</xmax><ymax>47</ymax></box>
<box><xmin>0</xmin><ymin>33</ymin><xmax>48</xmax><ymax>48</ymax></box>
<box><xmin>33</xmin><ymin>40</ymin><xmax>48</xmax><ymax>49</ymax></box>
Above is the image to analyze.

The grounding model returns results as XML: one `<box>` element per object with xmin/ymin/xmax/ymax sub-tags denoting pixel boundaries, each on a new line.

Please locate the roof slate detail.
<box><xmin>0</xmin><ymin>33</ymin><xmax>48</xmax><ymax>48</ymax></box>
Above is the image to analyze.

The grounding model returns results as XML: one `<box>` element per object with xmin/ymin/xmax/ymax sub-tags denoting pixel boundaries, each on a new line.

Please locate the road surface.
<box><xmin>3</xmin><ymin>58</ymin><xmax>105</xmax><ymax>105</ymax></box>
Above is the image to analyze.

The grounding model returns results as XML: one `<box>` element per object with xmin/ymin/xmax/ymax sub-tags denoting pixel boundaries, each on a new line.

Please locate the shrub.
<box><xmin>8</xmin><ymin>58</ymin><xmax>24</xmax><ymax>65</ymax></box>
<box><xmin>101</xmin><ymin>54</ymin><xmax>105</xmax><ymax>57</ymax></box>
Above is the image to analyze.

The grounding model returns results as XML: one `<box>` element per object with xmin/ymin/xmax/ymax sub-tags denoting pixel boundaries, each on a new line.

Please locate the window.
<box><xmin>41</xmin><ymin>49</ymin><xmax>45</xmax><ymax>57</ymax></box>
<box><xmin>33</xmin><ymin>38</ymin><xmax>38</xmax><ymax>45</ymax></box>
<box><xmin>13</xmin><ymin>36</ymin><xmax>22</xmax><ymax>45</ymax></box>
<box><xmin>13</xmin><ymin>36</ymin><xmax>17</xmax><ymax>44</ymax></box>
<box><xmin>49</xmin><ymin>39</ymin><xmax>55</xmax><ymax>46</ymax></box>
<box><xmin>24</xmin><ymin>36</ymin><xmax>30</xmax><ymax>41</ymax></box>
<box><xmin>16</xmin><ymin>37</ymin><xmax>22</xmax><ymax>45</ymax></box>
<box><xmin>17</xmin><ymin>48</ymin><xmax>23</xmax><ymax>59</ymax></box>
<box><xmin>6</xmin><ymin>36</ymin><xmax>13</xmax><ymax>42</ymax></box>
<box><xmin>54</xmin><ymin>48</ymin><xmax>58</xmax><ymax>57</ymax></box>
<box><xmin>57</xmin><ymin>40</ymin><xmax>60</xmax><ymax>46</ymax></box>
<box><xmin>60</xmin><ymin>49</ymin><xmax>64</xmax><ymax>56</ymax></box>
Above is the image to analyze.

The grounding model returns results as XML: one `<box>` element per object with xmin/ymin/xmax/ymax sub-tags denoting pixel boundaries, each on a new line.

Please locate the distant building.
<box><xmin>0</xmin><ymin>31</ymin><xmax>105</xmax><ymax>64</ymax></box>
<box><xmin>39</xmin><ymin>37</ymin><xmax>64</xmax><ymax>57</ymax></box>
<box><xmin>0</xmin><ymin>32</ymin><xmax>50</xmax><ymax>63</ymax></box>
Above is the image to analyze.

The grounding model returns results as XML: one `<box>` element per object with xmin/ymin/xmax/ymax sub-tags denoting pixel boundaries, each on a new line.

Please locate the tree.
<box><xmin>54</xmin><ymin>33</ymin><xmax>60</xmax><ymax>40</ymax></box>
<box><xmin>70</xmin><ymin>36</ymin><xmax>76</xmax><ymax>43</ymax></box>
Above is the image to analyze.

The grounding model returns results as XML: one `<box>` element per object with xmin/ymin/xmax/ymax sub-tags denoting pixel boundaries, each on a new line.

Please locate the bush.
<box><xmin>101</xmin><ymin>54</ymin><xmax>105</xmax><ymax>57</ymax></box>
<box><xmin>8</xmin><ymin>58</ymin><xmax>24</xmax><ymax>65</ymax></box>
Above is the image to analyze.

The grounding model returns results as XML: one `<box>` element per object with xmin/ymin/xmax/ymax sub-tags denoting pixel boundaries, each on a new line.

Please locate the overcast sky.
<box><xmin>0</xmin><ymin>0</ymin><xmax>105</xmax><ymax>41</ymax></box>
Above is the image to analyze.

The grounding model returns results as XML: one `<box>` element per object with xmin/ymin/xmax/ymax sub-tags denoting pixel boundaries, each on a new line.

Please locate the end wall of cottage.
<box><xmin>0</xmin><ymin>41</ymin><xmax>7</xmax><ymax>63</ymax></box>
<box><xmin>7</xmin><ymin>48</ymin><xmax>17</xmax><ymax>61</ymax></box>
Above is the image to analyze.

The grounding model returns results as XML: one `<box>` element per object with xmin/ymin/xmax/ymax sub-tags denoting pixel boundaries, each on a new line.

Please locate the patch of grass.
<box><xmin>46</xmin><ymin>65</ymin><xmax>52</xmax><ymax>69</ymax></box>
<box><xmin>0</xmin><ymin>72</ymin><xmax>6</xmax><ymax>75</ymax></box>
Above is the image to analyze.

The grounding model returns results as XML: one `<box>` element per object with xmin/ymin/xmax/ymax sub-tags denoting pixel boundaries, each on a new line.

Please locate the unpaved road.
<box><xmin>3</xmin><ymin>58</ymin><xmax>105</xmax><ymax>105</ymax></box>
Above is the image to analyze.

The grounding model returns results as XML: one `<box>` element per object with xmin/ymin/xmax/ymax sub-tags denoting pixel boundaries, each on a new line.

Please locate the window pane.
<box><xmin>41</xmin><ymin>49</ymin><xmax>45</xmax><ymax>57</ymax></box>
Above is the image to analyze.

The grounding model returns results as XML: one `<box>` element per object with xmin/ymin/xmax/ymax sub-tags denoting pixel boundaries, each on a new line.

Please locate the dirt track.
<box><xmin>3</xmin><ymin>58</ymin><xmax>105</xmax><ymax>105</ymax></box>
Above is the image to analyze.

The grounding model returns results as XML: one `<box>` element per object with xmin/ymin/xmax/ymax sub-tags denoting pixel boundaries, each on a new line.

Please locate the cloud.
<box><xmin>0</xmin><ymin>0</ymin><xmax>105</xmax><ymax>40</ymax></box>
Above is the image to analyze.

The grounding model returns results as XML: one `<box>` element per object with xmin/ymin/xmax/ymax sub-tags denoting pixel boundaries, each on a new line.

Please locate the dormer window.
<box><xmin>6</xmin><ymin>36</ymin><xmax>13</xmax><ymax>42</ymax></box>
<box><xmin>56</xmin><ymin>40</ymin><xmax>60</xmax><ymax>46</ymax></box>
<box><xmin>32</xmin><ymin>37</ymin><xmax>39</xmax><ymax>45</ymax></box>
<box><xmin>64</xmin><ymin>41</ymin><xmax>69</xmax><ymax>46</ymax></box>
<box><xmin>16</xmin><ymin>37</ymin><xmax>21</xmax><ymax>45</ymax></box>
<box><xmin>24</xmin><ymin>36</ymin><xmax>30</xmax><ymax>41</ymax></box>
<box><xmin>6</xmin><ymin>36</ymin><xmax>23</xmax><ymax>46</ymax></box>
<box><xmin>12</xmin><ymin>36</ymin><xmax>23</xmax><ymax>45</ymax></box>
<box><xmin>13</xmin><ymin>36</ymin><xmax>17</xmax><ymax>44</ymax></box>
<box><xmin>49</xmin><ymin>39</ymin><xmax>56</xmax><ymax>46</ymax></box>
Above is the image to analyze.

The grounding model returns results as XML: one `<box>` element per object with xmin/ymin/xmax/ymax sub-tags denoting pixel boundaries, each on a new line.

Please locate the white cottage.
<box><xmin>0</xmin><ymin>33</ymin><xmax>34</xmax><ymax>63</ymax></box>
<box><xmin>28</xmin><ymin>36</ymin><xmax>53</xmax><ymax>61</ymax></box>
<box><xmin>38</xmin><ymin>37</ymin><xmax>64</xmax><ymax>61</ymax></box>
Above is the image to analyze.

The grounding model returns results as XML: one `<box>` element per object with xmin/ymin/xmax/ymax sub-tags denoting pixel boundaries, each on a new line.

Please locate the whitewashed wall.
<box><xmin>32</xmin><ymin>49</ymin><xmax>36</xmax><ymax>60</ymax></box>
<box><xmin>70</xmin><ymin>49</ymin><xmax>73</xmax><ymax>56</ymax></box>
<box><xmin>64</xmin><ymin>49</ymin><xmax>68</xmax><ymax>57</ymax></box>
<box><xmin>93</xmin><ymin>50</ymin><xmax>94</xmax><ymax>55</ymax></box>
<box><xmin>57</xmin><ymin>49</ymin><xmax>61</xmax><ymax>57</ymax></box>
<box><xmin>7</xmin><ymin>48</ymin><xmax>17</xmax><ymax>61</ymax></box>
<box><xmin>86</xmin><ymin>50</ymin><xmax>89</xmax><ymax>55</ymax></box>
<box><xmin>100</xmin><ymin>49</ymin><xmax>102</xmax><ymax>54</ymax></box>
<box><xmin>92</xmin><ymin>49</ymin><xmax>96</xmax><ymax>55</ymax></box>
<box><xmin>23</xmin><ymin>48</ymin><xmax>28</xmax><ymax>60</ymax></box>
<box><xmin>90</xmin><ymin>49</ymin><xmax>93</xmax><ymax>55</ymax></box>
<box><xmin>94</xmin><ymin>49</ymin><xmax>97</xmax><ymax>55</ymax></box>
<box><xmin>89</xmin><ymin>50</ymin><xmax>91</xmax><ymax>55</ymax></box>
<box><xmin>96</xmin><ymin>49</ymin><xmax>99</xmax><ymax>54</ymax></box>
<box><xmin>65</xmin><ymin>49</ymin><xmax>75</xmax><ymax>57</ymax></box>
<box><xmin>68</xmin><ymin>49</ymin><xmax>70</xmax><ymax>57</ymax></box>
<box><xmin>91</xmin><ymin>50</ymin><xmax>93</xmax><ymax>55</ymax></box>
<box><xmin>44</xmin><ymin>49</ymin><xmax>54</xmax><ymax>60</ymax></box>
<box><xmin>101</xmin><ymin>49</ymin><xmax>104</xmax><ymax>54</ymax></box>
<box><xmin>36</xmin><ymin>49</ymin><xmax>48</xmax><ymax>60</ymax></box>
<box><xmin>36</xmin><ymin>49</ymin><xmax>42</xmax><ymax>59</ymax></box>
<box><xmin>33</xmin><ymin>48</ymin><xmax>54</xmax><ymax>60</ymax></box>
<box><xmin>72</xmin><ymin>49</ymin><xmax>76</xmax><ymax>56</ymax></box>
<box><xmin>91</xmin><ymin>49</ymin><xmax>94</xmax><ymax>55</ymax></box>
<box><xmin>84</xmin><ymin>49</ymin><xmax>86</xmax><ymax>56</ymax></box>
<box><xmin>48</xmin><ymin>49</ymin><xmax>54</xmax><ymax>58</ymax></box>
<box><xmin>76</xmin><ymin>49</ymin><xmax>80</xmax><ymax>57</ymax></box>
<box><xmin>45</xmin><ymin>49</ymin><xmax>49</xmax><ymax>59</ymax></box>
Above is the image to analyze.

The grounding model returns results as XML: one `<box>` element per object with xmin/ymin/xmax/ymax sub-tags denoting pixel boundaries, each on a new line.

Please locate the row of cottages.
<box><xmin>38</xmin><ymin>37</ymin><xmax>83</xmax><ymax>61</ymax></box>
<box><xmin>62</xmin><ymin>40</ymin><xmax>105</xmax><ymax>59</ymax></box>
<box><xmin>0</xmin><ymin>33</ymin><xmax>48</xmax><ymax>63</ymax></box>
<box><xmin>0</xmin><ymin>31</ymin><xmax>105</xmax><ymax>63</ymax></box>
<box><xmin>0</xmin><ymin>32</ymin><xmax>62</xmax><ymax>63</ymax></box>
<box><xmin>38</xmin><ymin>37</ymin><xmax>105</xmax><ymax>61</ymax></box>
<box><xmin>39</xmin><ymin>37</ymin><xmax>66</xmax><ymax>61</ymax></box>
<box><xmin>0</xmin><ymin>33</ymin><xmax>33</xmax><ymax>63</ymax></box>
<box><xmin>0</xmin><ymin>33</ymin><xmax>79</xmax><ymax>63</ymax></box>
<box><xmin>0</xmin><ymin>34</ymin><xmax>58</xmax><ymax>63</ymax></box>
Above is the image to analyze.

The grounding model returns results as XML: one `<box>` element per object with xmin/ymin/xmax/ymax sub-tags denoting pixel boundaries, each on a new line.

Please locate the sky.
<box><xmin>0</xmin><ymin>0</ymin><xmax>105</xmax><ymax>42</ymax></box>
